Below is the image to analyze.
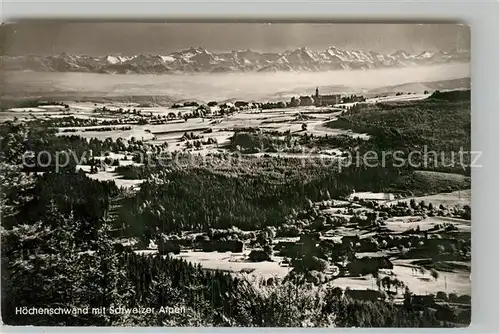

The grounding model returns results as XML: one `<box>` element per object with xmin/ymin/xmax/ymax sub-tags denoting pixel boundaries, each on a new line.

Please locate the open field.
<box><xmin>13</xmin><ymin>102</ymin><xmax>365</xmax><ymax>150</ymax></box>
<box><xmin>173</xmin><ymin>250</ymin><xmax>291</xmax><ymax>278</ymax></box>
<box><xmin>387</xmin><ymin>189</ymin><xmax>471</xmax><ymax>208</ymax></box>
<box><xmin>329</xmin><ymin>264</ymin><xmax>470</xmax><ymax>296</ymax></box>
<box><xmin>384</xmin><ymin>216</ymin><xmax>471</xmax><ymax>233</ymax></box>
<box><xmin>61</xmin><ymin>127</ymin><xmax>156</xmax><ymax>141</ymax></box>
<box><xmin>77</xmin><ymin>164</ymin><xmax>144</xmax><ymax>189</ymax></box>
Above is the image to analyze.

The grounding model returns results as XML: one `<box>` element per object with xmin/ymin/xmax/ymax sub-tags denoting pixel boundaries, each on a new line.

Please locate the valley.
<box><xmin>1</xmin><ymin>65</ymin><xmax>472</xmax><ymax>328</ymax></box>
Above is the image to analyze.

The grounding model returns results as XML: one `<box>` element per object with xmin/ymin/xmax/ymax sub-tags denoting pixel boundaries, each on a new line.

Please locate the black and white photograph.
<box><xmin>0</xmin><ymin>21</ymin><xmax>471</xmax><ymax>327</ymax></box>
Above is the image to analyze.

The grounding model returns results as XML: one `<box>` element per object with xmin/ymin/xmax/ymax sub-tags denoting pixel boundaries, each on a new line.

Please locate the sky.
<box><xmin>1</xmin><ymin>22</ymin><xmax>470</xmax><ymax>56</ymax></box>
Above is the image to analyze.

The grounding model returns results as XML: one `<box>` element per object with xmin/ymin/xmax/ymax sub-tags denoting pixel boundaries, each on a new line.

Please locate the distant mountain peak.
<box><xmin>391</xmin><ymin>49</ymin><xmax>408</xmax><ymax>56</ymax></box>
<box><xmin>183</xmin><ymin>46</ymin><xmax>208</xmax><ymax>53</ymax></box>
<box><xmin>3</xmin><ymin>45</ymin><xmax>470</xmax><ymax>74</ymax></box>
<box><xmin>417</xmin><ymin>50</ymin><xmax>434</xmax><ymax>58</ymax></box>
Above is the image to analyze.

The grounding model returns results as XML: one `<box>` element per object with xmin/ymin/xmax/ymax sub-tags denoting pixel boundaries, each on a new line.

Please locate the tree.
<box><xmin>381</xmin><ymin>277</ymin><xmax>391</xmax><ymax>292</ymax></box>
<box><xmin>2</xmin><ymin>205</ymin><xmax>90</xmax><ymax>325</ymax></box>
<box><xmin>403</xmin><ymin>286</ymin><xmax>412</xmax><ymax>308</ymax></box>
<box><xmin>393</xmin><ymin>278</ymin><xmax>406</xmax><ymax>294</ymax></box>
<box><xmin>376</xmin><ymin>276</ymin><xmax>382</xmax><ymax>290</ymax></box>
<box><xmin>430</xmin><ymin>269</ymin><xmax>439</xmax><ymax>281</ymax></box>
<box><xmin>256</xmin><ymin>231</ymin><xmax>269</xmax><ymax>247</ymax></box>
<box><xmin>409</xmin><ymin>199</ymin><xmax>417</xmax><ymax>209</ymax></box>
<box><xmin>84</xmin><ymin>220</ymin><xmax>135</xmax><ymax>325</ymax></box>
<box><xmin>436</xmin><ymin>291</ymin><xmax>447</xmax><ymax>300</ymax></box>
<box><xmin>462</xmin><ymin>205</ymin><xmax>471</xmax><ymax>220</ymax></box>
<box><xmin>289</xmin><ymin>97</ymin><xmax>300</xmax><ymax>108</ymax></box>
<box><xmin>436</xmin><ymin>245</ymin><xmax>446</xmax><ymax>254</ymax></box>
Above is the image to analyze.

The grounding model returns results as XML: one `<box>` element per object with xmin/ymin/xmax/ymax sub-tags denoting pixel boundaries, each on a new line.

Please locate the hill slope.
<box><xmin>369</xmin><ymin>78</ymin><xmax>471</xmax><ymax>94</ymax></box>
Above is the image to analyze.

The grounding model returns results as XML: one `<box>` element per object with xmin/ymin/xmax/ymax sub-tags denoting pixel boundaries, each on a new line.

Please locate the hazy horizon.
<box><xmin>2</xmin><ymin>63</ymin><xmax>470</xmax><ymax>102</ymax></box>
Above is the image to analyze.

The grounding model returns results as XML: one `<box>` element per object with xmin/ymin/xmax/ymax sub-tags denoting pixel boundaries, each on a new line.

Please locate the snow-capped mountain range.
<box><xmin>2</xmin><ymin>46</ymin><xmax>470</xmax><ymax>74</ymax></box>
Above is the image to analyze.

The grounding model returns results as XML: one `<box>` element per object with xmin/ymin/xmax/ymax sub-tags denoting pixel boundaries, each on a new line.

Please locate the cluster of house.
<box><xmin>273</xmin><ymin>233</ymin><xmax>394</xmax><ymax>277</ymax></box>
<box><xmin>157</xmin><ymin>234</ymin><xmax>244</xmax><ymax>255</ymax></box>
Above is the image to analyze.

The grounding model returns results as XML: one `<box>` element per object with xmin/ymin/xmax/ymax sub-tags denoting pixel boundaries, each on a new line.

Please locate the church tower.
<box><xmin>314</xmin><ymin>87</ymin><xmax>320</xmax><ymax>106</ymax></box>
